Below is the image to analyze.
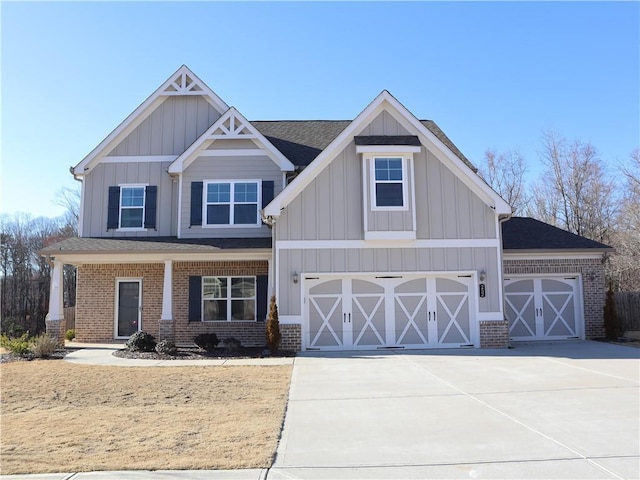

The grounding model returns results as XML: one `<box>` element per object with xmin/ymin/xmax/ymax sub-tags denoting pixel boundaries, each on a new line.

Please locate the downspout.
<box><xmin>70</xmin><ymin>166</ymin><xmax>83</xmax><ymax>238</ymax></box>
<box><xmin>497</xmin><ymin>212</ymin><xmax>512</xmax><ymax>347</ymax></box>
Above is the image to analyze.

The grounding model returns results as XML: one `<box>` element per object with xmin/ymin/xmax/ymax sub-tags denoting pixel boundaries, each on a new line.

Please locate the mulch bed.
<box><xmin>113</xmin><ymin>346</ymin><xmax>296</xmax><ymax>360</ymax></box>
<box><xmin>0</xmin><ymin>349</ymin><xmax>77</xmax><ymax>364</ymax></box>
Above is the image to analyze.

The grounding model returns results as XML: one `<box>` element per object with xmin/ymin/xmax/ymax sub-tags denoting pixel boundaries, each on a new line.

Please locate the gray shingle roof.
<box><xmin>41</xmin><ymin>237</ymin><xmax>272</xmax><ymax>255</ymax></box>
<box><xmin>251</xmin><ymin>120</ymin><xmax>475</xmax><ymax>170</ymax></box>
<box><xmin>502</xmin><ymin>217</ymin><xmax>613</xmax><ymax>251</ymax></box>
<box><xmin>354</xmin><ymin>135</ymin><xmax>421</xmax><ymax>146</ymax></box>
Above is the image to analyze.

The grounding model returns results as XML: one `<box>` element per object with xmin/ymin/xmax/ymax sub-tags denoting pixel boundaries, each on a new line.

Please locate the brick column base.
<box><xmin>45</xmin><ymin>318</ymin><xmax>66</xmax><ymax>347</ymax></box>
<box><xmin>158</xmin><ymin>319</ymin><xmax>175</xmax><ymax>342</ymax></box>
<box><xmin>479</xmin><ymin>320</ymin><xmax>510</xmax><ymax>348</ymax></box>
<box><xmin>280</xmin><ymin>324</ymin><xmax>301</xmax><ymax>352</ymax></box>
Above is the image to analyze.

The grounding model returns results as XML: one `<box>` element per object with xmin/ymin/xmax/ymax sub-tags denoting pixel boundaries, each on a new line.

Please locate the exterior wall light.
<box><xmin>293</xmin><ymin>271</ymin><xmax>299</xmax><ymax>284</ymax></box>
<box><xmin>479</xmin><ymin>269</ymin><xmax>486</xmax><ymax>282</ymax></box>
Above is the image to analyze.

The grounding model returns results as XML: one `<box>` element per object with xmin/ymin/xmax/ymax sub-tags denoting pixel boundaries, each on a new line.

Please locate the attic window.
<box><xmin>374</xmin><ymin>158</ymin><xmax>404</xmax><ymax>207</ymax></box>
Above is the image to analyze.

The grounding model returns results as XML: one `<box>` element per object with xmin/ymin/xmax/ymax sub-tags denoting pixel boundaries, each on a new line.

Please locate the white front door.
<box><xmin>306</xmin><ymin>274</ymin><xmax>474</xmax><ymax>350</ymax></box>
<box><xmin>505</xmin><ymin>276</ymin><xmax>581</xmax><ymax>340</ymax></box>
<box><xmin>115</xmin><ymin>279</ymin><xmax>142</xmax><ymax>339</ymax></box>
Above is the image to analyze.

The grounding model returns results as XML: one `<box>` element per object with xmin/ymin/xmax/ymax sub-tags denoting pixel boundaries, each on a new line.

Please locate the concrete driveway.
<box><xmin>270</xmin><ymin>341</ymin><xmax>639</xmax><ymax>479</ymax></box>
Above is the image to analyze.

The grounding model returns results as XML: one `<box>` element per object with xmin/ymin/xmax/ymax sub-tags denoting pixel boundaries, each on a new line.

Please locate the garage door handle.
<box><xmin>428</xmin><ymin>312</ymin><xmax>431</xmax><ymax>321</ymax></box>
<box><xmin>348</xmin><ymin>313</ymin><xmax>351</xmax><ymax>323</ymax></box>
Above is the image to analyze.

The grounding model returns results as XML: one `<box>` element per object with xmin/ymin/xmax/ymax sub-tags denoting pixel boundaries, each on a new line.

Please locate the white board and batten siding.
<box><xmin>179</xmin><ymin>153</ymin><xmax>284</xmax><ymax>239</ymax></box>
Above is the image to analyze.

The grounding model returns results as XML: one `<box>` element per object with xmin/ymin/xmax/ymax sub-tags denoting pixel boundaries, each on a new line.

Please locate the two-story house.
<box><xmin>42</xmin><ymin>66</ymin><xmax>611</xmax><ymax>351</ymax></box>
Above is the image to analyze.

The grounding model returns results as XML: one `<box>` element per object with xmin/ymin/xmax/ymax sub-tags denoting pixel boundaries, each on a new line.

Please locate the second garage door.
<box><xmin>305</xmin><ymin>274</ymin><xmax>475</xmax><ymax>351</ymax></box>
<box><xmin>504</xmin><ymin>276</ymin><xmax>583</xmax><ymax>341</ymax></box>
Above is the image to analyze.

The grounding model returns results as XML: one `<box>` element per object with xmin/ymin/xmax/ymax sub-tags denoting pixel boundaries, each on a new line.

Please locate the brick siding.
<box><xmin>280</xmin><ymin>324</ymin><xmax>302</xmax><ymax>352</ymax></box>
<box><xmin>173</xmin><ymin>261</ymin><xmax>269</xmax><ymax>346</ymax></box>
<box><xmin>75</xmin><ymin>263</ymin><xmax>163</xmax><ymax>343</ymax></box>
<box><xmin>479</xmin><ymin>320</ymin><xmax>509</xmax><ymax>348</ymax></box>
<box><xmin>503</xmin><ymin>257</ymin><xmax>606</xmax><ymax>339</ymax></box>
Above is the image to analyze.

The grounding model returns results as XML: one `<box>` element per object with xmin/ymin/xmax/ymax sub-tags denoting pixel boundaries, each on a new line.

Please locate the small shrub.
<box><xmin>0</xmin><ymin>318</ymin><xmax>26</xmax><ymax>337</ymax></box>
<box><xmin>0</xmin><ymin>333</ymin><xmax>32</xmax><ymax>356</ymax></box>
<box><xmin>65</xmin><ymin>329</ymin><xmax>76</xmax><ymax>341</ymax></box>
<box><xmin>31</xmin><ymin>334</ymin><xmax>59</xmax><ymax>358</ymax></box>
<box><xmin>194</xmin><ymin>333</ymin><xmax>220</xmax><ymax>351</ymax></box>
<box><xmin>603</xmin><ymin>285</ymin><xmax>621</xmax><ymax>340</ymax></box>
<box><xmin>155</xmin><ymin>339</ymin><xmax>177</xmax><ymax>356</ymax></box>
<box><xmin>266</xmin><ymin>295</ymin><xmax>281</xmax><ymax>354</ymax></box>
<box><xmin>126</xmin><ymin>331</ymin><xmax>157</xmax><ymax>352</ymax></box>
<box><xmin>223</xmin><ymin>337</ymin><xmax>241</xmax><ymax>351</ymax></box>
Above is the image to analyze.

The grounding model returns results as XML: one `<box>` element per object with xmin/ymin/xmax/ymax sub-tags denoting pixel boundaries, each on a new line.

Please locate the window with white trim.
<box><xmin>373</xmin><ymin>157</ymin><xmax>405</xmax><ymax>208</ymax></box>
<box><xmin>204</xmin><ymin>181</ymin><xmax>259</xmax><ymax>225</ymax></box>
<box><xmin>202</xmin><ymin>276</ymin><xmax>256</xmax><ymax>321</ymax></box>
<box><xmin>120</xmin><ymin>186</ymin><xmax>146</xmax><ymax>228</ymax></box>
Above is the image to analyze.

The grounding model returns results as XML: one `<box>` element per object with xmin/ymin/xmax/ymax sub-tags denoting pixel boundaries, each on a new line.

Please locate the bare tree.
<box><xmin>608</xmin><ymin>149</ymin><xmax>640</xmax><ymax>290</ymax></box>
<box><xmin>478</xmin><ymin>148</ymin><xmax>529</xmax><ymax>215</ymax></box>
<box><xmin>528</xmin><ymin>131</ymin><xmax>618</xmax><ymax>244</ymax></box>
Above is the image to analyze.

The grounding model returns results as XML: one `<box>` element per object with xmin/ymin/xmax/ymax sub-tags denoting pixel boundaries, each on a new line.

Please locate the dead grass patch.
<box><xmin>0</xmin><ymin>361</ymin><xmax>292</xmax><ymax>475</ymax></box>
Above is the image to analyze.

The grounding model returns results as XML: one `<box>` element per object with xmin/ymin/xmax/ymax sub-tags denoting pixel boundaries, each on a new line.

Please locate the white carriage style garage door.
<box><xmin>305</xmin><ymin>274</ymin><xmax>475</xmax><ymax>351</ymax></box>
<box><xmin>504</xmin><ymin>276</ymin><xmax>583</xmax><ymax>341</ymax></box>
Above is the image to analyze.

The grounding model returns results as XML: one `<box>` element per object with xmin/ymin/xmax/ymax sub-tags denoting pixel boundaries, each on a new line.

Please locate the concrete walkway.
<box><xmin>63</xmin><ymin>345</ymin><xmax>294</xmax><ymax>367</ymax></box>
<box><xmin>2</xmin><ymin>341</ymin><xmax>638</xmax><ymax>479</ymax></box>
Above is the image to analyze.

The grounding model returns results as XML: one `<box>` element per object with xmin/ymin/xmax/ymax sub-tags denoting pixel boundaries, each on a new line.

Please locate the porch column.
<box><xmin>158</xmin><ymin>260</ymin><xmax>174</xmax><ymax>341</ymax></box>
<box><xmin>45</xmin><ymin>259</ymin><xmax>65</xmax><ymax>345</ymax></box>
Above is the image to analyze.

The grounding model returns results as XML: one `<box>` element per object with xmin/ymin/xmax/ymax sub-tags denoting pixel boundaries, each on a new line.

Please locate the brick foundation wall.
<box><xmin>503</xmin><ymin>257</ymin><xmax>606</xmax><ymax>339</ymax></box>
<box><xmin>479</xmin><ymin>320</ymin><xmax>509</xmax><ymax>348</ymax></box>
<box><xmin>173</xmin><ymin>261</ymin><xmax>269</xmax><ymax>346</ymax></box>
<box><xmin>280</xmin><ymin>324</ymin><xmax>302</xmax><ymax>352</ymax></box>
<box><xmin>75</xmin><ymin>263</ymin><xmax>163</xmax><ymax>343</ymax></box>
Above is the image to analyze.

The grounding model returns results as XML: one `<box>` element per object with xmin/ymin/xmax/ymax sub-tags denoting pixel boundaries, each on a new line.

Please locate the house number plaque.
<box><xmin>479</xmin><ymin>284</ymin><xmax>486</xmax><ymax>298</ymax></box>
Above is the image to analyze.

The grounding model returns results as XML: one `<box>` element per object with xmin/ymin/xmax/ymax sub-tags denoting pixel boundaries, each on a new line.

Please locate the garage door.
<box><xmin>504</xmin><ymin>276</ymin><xmax>582</xmax><ymax>341</ymax></box>
<box><xmin>306</xmin><ymin>274</ymin><xmax>475</xmax><ymax>350</ymax></box>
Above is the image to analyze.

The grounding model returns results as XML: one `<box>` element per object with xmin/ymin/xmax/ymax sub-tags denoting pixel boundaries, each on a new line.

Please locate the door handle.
<box><xmin>348</xmin><ymin>313</ymin><xmax>351</xmax><ymax>323</ymax></box>
<box><xmin>343</xmin><ymin>313</ymin><xmax>346</xmax><ymax>323</ymax></box>
<box><xmin>428</xmin><ymin>311</ymin><xmax>431</xmax><ymax>321</ymax></box>
<box><xmin>433</xmin><ymin>311</ymin><xmax>436</xmax><ymax>322</ymax></box>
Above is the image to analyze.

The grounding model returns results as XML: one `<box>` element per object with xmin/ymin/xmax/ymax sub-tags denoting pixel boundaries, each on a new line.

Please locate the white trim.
<box><xmin>477</xmin><ymin>312</ymin><xmax>506</xmax><ymax>322</ymax></box>
<box><xmin>46</xmin><ymin>260</ymin><xmax>65</xmax><ymax>321</ymax></box>
<box><xmin>201</xmin><ymin>275</ymin><xmax>257</xmax><ymax>322</ymax></box>
<box><xmin>369</xmin><ymin>156</ymin><xmax>409</xmax><ymax>211</ymax></box>
<box><xmin>160</xmin><ymin>260</ymin><xmax>173</xmax><ymax>321</ymax></box>
<box><xmin>276</xmin><ymin>239</ymin><xmax>501</xmax><ymax>250</ymax></box>
<box><xmin>410</xmin><ymin>156</ymin><xmax>417</xmax><ymax>234</ymax></box>
<box><xmin>197</xmin><ymin>149</ymin><xmax>268</xmax><ymax>157</ymax></box>
<box><xmin>264</xmin><ymin>90</ymin><xmax>511</xmax><ymax>217</ymax></box>
<box><xmin>168</xmin><ymin>108</ymin><xmax>295</xmax><ymax>174</ymax></box>
<box><xmin>356</xmin><ymin>145</ymin><xmax>421</xmax><ymax>154</ymax></box>
<box><xmin>117</xmin><ymin>183</ymin><xmax>148</xmax><ymax>230</ymax></box>
<box><xmin>202</xmin><ymin>179</ymin><xmax>261</xmax><ymax>227</ymax></box>
<box><xmin>177</xmin><ymin>174</ymin><xmax>183</xmax><ymax>239</ymax></box>
<box><xmin>50</xmin><ymin>250</ymin><xmax>272</xmax><ymax>265</ymax></box>
<box><xmin>74</xmin><ymin>65</ymin><xmax>228</xmax><ymax>175</ymax></box>
<box><xmin>114</xmin><ymin>278</ymin><xmax>142</xmax><ymax>339</ymax></box>
<box><xmin>278</xmin><ymin>315</ymin><xmax>302</xmax><ymax>325</ymax></box>
<box><xmin>362</xmin><ymin>157</ymin><xmax>369</xmax><ymax>234</ymax></box>
<box><xmin>78</xmin><ymin>179</ymin><xmax>85</xmax><ymax>237</ymax></box>
<box><xmin>101</xmin><ymin>155</ymin><xmax>178</xmax><ymax>163</ymax></box>
<box><xmin>364</xmin><ymin>231</ymin><xmax>416</xmax><ymax>241</ymax></box>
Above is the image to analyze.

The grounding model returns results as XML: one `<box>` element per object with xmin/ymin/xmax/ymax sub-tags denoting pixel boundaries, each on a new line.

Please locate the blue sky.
<box><xmin>2</xmin><ymin>1</ymin><xmax>639</xmax><ymax>218</ymax></box>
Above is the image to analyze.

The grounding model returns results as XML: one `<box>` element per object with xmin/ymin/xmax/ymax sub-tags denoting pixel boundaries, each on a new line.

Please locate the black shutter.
<box><xmin>107</xmin><ymin>186</ymin><xmax>120</xmax><ymax>230</ymax></box>
<box><xmin>256</xmin><ymin>275</ymin><xmax>269</xmax><ymax>322</ymax></box>
<box><xmin>188</xmin><ymin>276</ymin><xmax>202</xmax><ymax>322</ymax></box>
<box><xmin>190</xmin><ymin>182</ymin><xmax>203</xmax><ymax>226</ymax></box>
<box><xmin>144</xmin><ymin>185</ymin><xmax>157</xmax><ymax>229</ymax></box>
<box><xmin>262</xmin><ymin>181</ymin><xmax>274</xmax><ymax>209</ymax></box>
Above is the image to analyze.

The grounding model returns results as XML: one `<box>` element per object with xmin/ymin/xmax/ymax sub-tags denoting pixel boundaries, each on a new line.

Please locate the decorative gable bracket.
<box><xmin>162</xmin><ymin>71</ymin><xmax>205</xmax><ymax>95</ymax></box>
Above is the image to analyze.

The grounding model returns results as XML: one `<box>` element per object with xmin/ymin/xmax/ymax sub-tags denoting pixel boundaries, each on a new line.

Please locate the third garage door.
<box><xmin>504</xmin><ymin>276</ymin><xmax>582</xmax><ymax>341</ymax></box>
<box><xmin>306</xmin><ymin>274</ymin><xmax>475</xmax><ymax>351</ymax></box>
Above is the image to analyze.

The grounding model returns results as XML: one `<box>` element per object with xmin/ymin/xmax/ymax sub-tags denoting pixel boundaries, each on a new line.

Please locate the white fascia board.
<box><xmin>48</xmin><ymin>249</ymin><xmax>272</xmax><ymax>265</ymax></box>
<box><xmin>378</xmin><ymin>92</ymin><xmax>512</xmax><ymax>215</ymax></box>
<box><xmin>264</xmin><ymin>90</ymin><xmax>511</xmax><ymax>217</ymax></box>
<box><xmin>74</xmin><ymin>65</ymin><xmax>229</xmax><ymax>176</ymax></box>
<box><xmin>355</xmin><ymin>145</ymin><xmax>421</xmax><ymax>154</ymax></box>
<box><xmin>264</xmin><ymin>94</ymin><xmax>394</xmax><ymax>217</ymax></box>
<box><xmin>168</xmin><ymin>107</ymin><xmax>294</xmax><ymax>174</ymax></box>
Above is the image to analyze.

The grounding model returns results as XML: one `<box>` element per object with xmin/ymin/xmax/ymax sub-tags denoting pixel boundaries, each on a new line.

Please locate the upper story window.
<box><xmin>120</xmin><ymin>186</ymin><xmax>146</xmax><ymax>228</ymax></box>
<box><xmin>204</xmin><ymin>181</ymin><xmax>260</xmax><ymax>226</ymax></box>
<box><xmin>374</xmin><ymin>157</ymin><xmax>404</xmax><ymax>207</ymax></box>
<box><xmin>107</xmin><ymin>184</ymin><xmax>157</xmax><ymax>231</ymax></box>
